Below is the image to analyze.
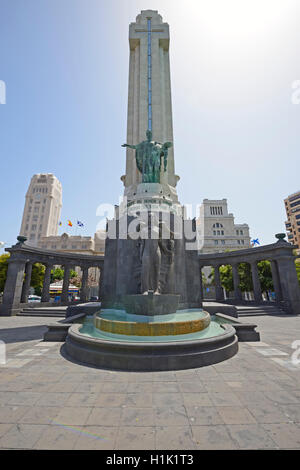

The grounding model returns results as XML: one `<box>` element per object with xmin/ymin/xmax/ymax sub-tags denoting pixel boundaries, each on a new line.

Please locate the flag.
<box><xmin>58</xmin><ymin>221</ymin><xmax>62</xmax><ymax>226</ymax></box>
<box><xmin>251</xmin><ymin>238</ymin><xmax>260</xmax><ymax>246</ymax></box>
<box><xmin>77</xmin><ymin>220</ymin><xmax>84</xmax><ymax>228</ymax></box>
<box><xmin>68</xmin><ymin>220</ymin><xmax>73</xmax><ymax>227</ymax></box>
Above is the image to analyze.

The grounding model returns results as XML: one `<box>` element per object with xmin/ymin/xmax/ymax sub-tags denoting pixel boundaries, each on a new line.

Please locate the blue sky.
<box><xmin>0</xmin><ymin>0</ymin><xmax>300</xmax><ymax>252</ymax></box>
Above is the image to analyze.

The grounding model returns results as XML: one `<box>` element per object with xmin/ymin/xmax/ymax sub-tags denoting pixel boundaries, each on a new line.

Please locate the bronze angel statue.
<box><xmin>122</xmin><ymin>130</ymin><xmax>172</xmax><ymax>183</ymax></box>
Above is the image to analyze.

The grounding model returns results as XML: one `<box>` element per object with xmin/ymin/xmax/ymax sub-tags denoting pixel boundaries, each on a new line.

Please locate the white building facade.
<box><xmin>19</xmin><ymin>173</ymin><xmax>62</xmax><ymax>246</ymax></box>
<box><xmin>197</xmin><ymin>199</ymin><xmax>251</xmax><ymax>254</ymax></box>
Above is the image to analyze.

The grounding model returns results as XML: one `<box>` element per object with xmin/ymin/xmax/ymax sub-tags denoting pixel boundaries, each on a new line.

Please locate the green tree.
<box><xmin>30</xmin><ymin>263</ymin><xmax>45</xmax><ymax>296</ymax></box>
<box><xmin>51</xmin><ymin>267</ymin><xmax>64</xmax><ymax>282</ymax></box>
<box><xmin>50</xmin><ymin>268</ymin><xmax>78</xmax><ymax>283</ymax></box>
<box><xmin>257</xmin><ymin>260</ymin><xmax>273</xmax><ymax>291</ymax></box>
<box><xmin>295</xmin><ymin>258</ymin><xmax>300</xmax><ymax>286</ymax></box>
<box><xmin>0</xmin><ymin>254</ymin><xmax>9</xmax><ymax>293</ymax></box>
<box><xmin>238</xmin><ymin>262</ymin><xmax>253</xmax><ymax>292</ymax></box>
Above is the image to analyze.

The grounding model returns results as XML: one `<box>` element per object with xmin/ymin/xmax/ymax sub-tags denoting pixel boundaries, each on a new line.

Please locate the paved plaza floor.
<box><xmin>0</xmin><ymin>313</ymin><xmax>300</xmax><ymax>449</ymax></box>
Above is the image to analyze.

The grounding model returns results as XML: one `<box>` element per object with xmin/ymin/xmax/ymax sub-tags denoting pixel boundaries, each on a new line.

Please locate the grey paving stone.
<box><xmin>246</xmin><ymin>402</ymin><xmax>292</xmax><ymax>424</ymax></box>
<box><xmin>210</xmin><ymin>392</ymin><xmax>243</xmax><ymax>407</ymax></box>
<box><xmin>262</xmin><ymin>423</ymin><xmax>300</xmax><ymax>449</ymax></box>
<box><xmin>54</xmin><ymin>407</ymin><xmax>92</xmax><ymax>426</ymax></box>
<box><xmin>126</xmin><ymin>393</ymin><xmax>153</xmax><ymax>408</ymax></box>
<box><xmin>178</xmin><ymin>381</ymin><xmax>206</xmax><ymax>393</ymax></box>
<box><xmin>115</xmin><ymin>426</ymin><xmax>155</xmax><ymax>450</ymax></box>
<box><xmin>101</xmin><ymin>382</ymin><xmax>129</xmax><ymax>393</ymax></box>
<box><xmin>94</xmin><ymin>393</ymin><xmax>128</xmax><ymax>408</ymax></box>
<box><xmin>154</xmin><ymin>406</ymin><xmax>189</xmax><ymax>426</ymax></box>
<box><xmin>217</xmin><ymin>406</ymin><xmax>257</xmax><ymax>425</ymax></box>
<box><xmin>120</xmin><ymin>407</ymin><xmax>155</xmax><ymax>427</ymax></box>
<box><xmin>86</xmin><ymin>407</ymin><xmax>121</xmax><ymax>426</ymax></box>
<box><xmin>228</xmin><ymin>424</ymin><xmax>277</xmax><ymax>449</ymax></box>
<box><xmin>64</xmin><ymin>392</ymin><xmax>99</xmax><ymax>407</ymax></box>
<box><xmin>0</xmin><ymin>423</ymin><xmax>14</xmax><ymax>438</ymax></box>
<box><xmin>186</xmin><ymin>406</ymin><xmax>224</xmax><ymax>426</ymax></box>
<box><xmin>74</xmin><ymin>426</ymin><xmax>117</xmax><ymax>450</ymax></box>
<box><xmin>263</xmin><ymin>390</ymin><xmax>300</xmax><ymax>404</ymax></box>
<box><xmin>34</xmin><ymin>424</ymin><xmax>79</xmax><ymax>449</ymax></box>
<box><xmin>35</xmin><ymin>392</ymin><xmax>71</xmax><ymax>407</ymax></box>
<box><xmin>127</xmin><ymin>382</ymin><xmax>153</xmax><ymax>394</ymax></box>
<box><xmin>47</xmin><ymin>382</ymin><xmax>79</xmax><ymax>393</ymax></box>
<box><xmin>8</xmin><ymin>392</ymin><xmax>42</xmax><ymax>407</ymax></box>
<box><xmin>0</xmin><ymin>405</ymin><xmax>29</xmax><ymax>423</ymax></box>
<box><xmin>19</xmin><ymin>407</ymin><xmax>61</xmax><ymax>424</ymax></box>
<box><xmin>0</xmin><ymin>424</ymin><xmax>47</xmax><ymax>449</ymax></box>
<box><xmin>152</xmin><ymin>382</ymin><xmax>180</xmax><ymax>393</ymax></box>
<box><xmin>74</xmin><ymin>382</ymin><xmax>103</xmax><ymax>393</ymax></box>
<box><xmin>182</xmin><ymin>392</ymin><xmax>213</xmax><ymax>407</ymax></box>
<box><xmin>153</xmin><ymin>392</ymin><xmax>183</xmax><ymax>407</ymax></box>
<box><xmin>192</xmin><ymin>425</ymin><xmax>237</xmax><ymax>449</ymax></box>
<box><xmin>277</xmin><ymin>404</ymin><xmax>300</xmax><ymax>423</ymax></box>
<box><xmin>155</xmin><ymin>426</ymin><xmax>196</xmax><ymax>450</ymax></box>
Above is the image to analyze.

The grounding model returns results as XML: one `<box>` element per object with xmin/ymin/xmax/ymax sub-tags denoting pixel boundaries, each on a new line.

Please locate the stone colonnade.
<box><xmin>0</xmin><ymin>242</ymin><xmax>104</xmax><ymax>316</ymax></box>
<box><xmin>198</xmin><ymin>238</ymin><xmax>300</xmax><ymax>315</ymax></box>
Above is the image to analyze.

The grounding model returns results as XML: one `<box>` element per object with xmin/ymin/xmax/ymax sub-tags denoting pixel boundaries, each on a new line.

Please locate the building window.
<box><xmin>51</xmin><ymin>244</ymin><xmax>57</xmax><ymax>249</ymax></box>
<box><xmin>221</xmin><ymin>240</ymin><xmax>225</xmax><ymax>245</ymax></box>
<box><xmin>62</xmin><ymin>244</ymin><xmax>67</xmax><ymax>249</ymax></box>
<box><xmin>29</xmin><ymin>234</ymin><xmax>35</xmax><ymax>240</ymax></box>
<box><xmin>25</xmin><ymin>224</ymin><xmax>28</xmax><ymax>230</ymax></box>
<box><xmin>237</xmin><ymin>240</ymin><xmax>241</xmax><ymax>244</ymax></box>
<box><xmin>31</xmin><ymin>224</ymin><xmax>37</xmax><ymax>231</ymax></box>
<box><xmin>241</xmin><ymin>240</ymin><xmax>244</xmax><ymax>244</ymax></box>
<box><xmin>214</xmin><ymin>240</ymin><xmax>218</xmax><ymax>245</ymax></box>
<box><xmin>71</xmin><ymin>245</ymin><xmax>77</xmax><ymax>249</ymax></box>
<box><xmin>213</xmin><ymin>230</ymin><xmax>216</xmax><ymax>235</ymax></box>
<box><xmin>221</xmin><ymin>230</ymin><xmax>224</xmax><ymax>235</ymax></box>
<box><xmin>240</xmin><ymin>230</ymin><xmax>243</xmax><ymax>235</ymax></box>
<box><xmin>82</xmin><ymin>244</ymin><xmax>87</xmax><ymax>249</ymax></box>
<box><xmin>236</xmin><ymin>230</ymin><xmax>239</xmax><ymax>235</ymax></box>
<box><xmin>290</xmin><ymin>200</ymin><xmax>300</xmax><ymax>208</ymax></box>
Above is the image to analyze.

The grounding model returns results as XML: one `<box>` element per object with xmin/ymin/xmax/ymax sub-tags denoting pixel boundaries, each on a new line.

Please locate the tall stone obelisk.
<box><xmin>121</xmin><ymin>10</ymin><xmax>180</xmax><ymax>207</ymax></box>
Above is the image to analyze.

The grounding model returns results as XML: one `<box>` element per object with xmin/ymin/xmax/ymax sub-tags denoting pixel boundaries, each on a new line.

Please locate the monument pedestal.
<box><xmin>123</xmin><ymin>291</ymin><xmax>180</xmax><ymax>316</ymax></box>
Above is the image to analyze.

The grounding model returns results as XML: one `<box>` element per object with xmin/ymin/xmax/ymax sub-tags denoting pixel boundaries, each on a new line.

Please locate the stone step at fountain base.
<box><xmin>236</xmin><ymin>304</ymin><xmax>285</xmax><ymax>317</ymax></box>
<box><xmin>17</xmin><ymin>307</ymin><xmax>67</xmax><ymax>317</ymax></box>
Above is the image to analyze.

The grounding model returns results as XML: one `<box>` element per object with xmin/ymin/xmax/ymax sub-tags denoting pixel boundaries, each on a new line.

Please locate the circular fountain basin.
<box><xmin>64</xmin><ymin>310</ymin><xmax>238</xmax><ymax>371</ymax></box>
<box><xmin>94</xmin><ymin>309</ymin><xmax>211</xmax><ymax>336</ymax></box>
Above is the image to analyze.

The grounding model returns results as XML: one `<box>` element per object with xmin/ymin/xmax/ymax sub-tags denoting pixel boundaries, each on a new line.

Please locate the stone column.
<box><xmin>21</xmin><ymin>262</ymin><xmax>33</xmax><ymax>303</ymax></box>
<box><xmin>232</xmin><ymin>263</ymin><xmax>242</xmax><ymax>302</ymax></box>
<box><xmin>61</xmin><ymin>264</ymin><xmax>71</xmax><ymax>303</ymax></box>
<box><xmin>80</xmin><ymin>266</ymin><xmax>89</xmax><ymax>302</ymax></box>
<box><xmin>250</xmin><ymin>261</ymin><xmax>262</xmax><ymax>303</ymax></box>
<box><xmin>214</xmin><ymin>265</ymin><xmax>224</xmax><ymax>302</ymax></box>
<box><xmin>41</xmin><ymin>264</ymin><xmax>53</xmax><ymax>303</ymax></box>
<box><xmin>0</xmin><ymin>257</ymin><xmax>26</xmax><ymax>316</ymax></box>
<box><xmin>270</xmin><ymin>259</ymin><xmax>282</xmax><ymax>302</ymax></box>
<box><xmin>98</xmin><ymin>267</ymin><xmax>102</xmax><ymax>300</ymax></box>
<box><xmin>199</xmin><ymin>265</ymin><xmax>203</xmax><ymax>302</ymax></box>
<box><xmin>276</xmin><ymin>256</ymin><xmax>300</xmax><ymax>314</ymax></box>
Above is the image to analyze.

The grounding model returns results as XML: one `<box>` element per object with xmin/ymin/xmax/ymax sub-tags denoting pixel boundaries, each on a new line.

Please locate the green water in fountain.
<box><xmin>79</xmin><ymin>309</ymin><xmax>228</xmax><ymax>343</ymax></box>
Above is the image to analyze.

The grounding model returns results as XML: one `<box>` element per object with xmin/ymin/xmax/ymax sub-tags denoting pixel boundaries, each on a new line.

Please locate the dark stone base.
<box><xmin>123</xmin><ymin>292</ymin><xmax>180</xmax><ymax>316</ymax></box>
<box><xmin>66</xmin><ymin>302</ymin><xmax>101</xmax><ymax>318</ymax></box>
<box><xmin>215</xmin><ymin>313</ymin><xmax>260</xmax><ymax>341</ymax></box>
<box><xmin>65</xmin><ymin>323</ymin><xmax>238</xmax><ymax>371</ymax></box>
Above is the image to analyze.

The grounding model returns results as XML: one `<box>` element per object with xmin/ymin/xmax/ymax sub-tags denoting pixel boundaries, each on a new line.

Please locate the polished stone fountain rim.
<box><xmin>65</xmin><ymin>322</ymin><xmax>238</xmax><ymax>371</ymax></box>
<box><xmin>93</xmin><ymin>310</ymin><xmax>211</xmax><ymax>336</ymax></box>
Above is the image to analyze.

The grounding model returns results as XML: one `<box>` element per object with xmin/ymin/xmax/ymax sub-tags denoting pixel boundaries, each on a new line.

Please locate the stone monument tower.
<box><xmin>101</xmin><ymin>11</ymin><xmax>201</xmax><ymax>309</ymax></box>
<box><xmin>121</xmin><ymin>10</ymin><xmax>180</xmax><ymax>209</ymax></box>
